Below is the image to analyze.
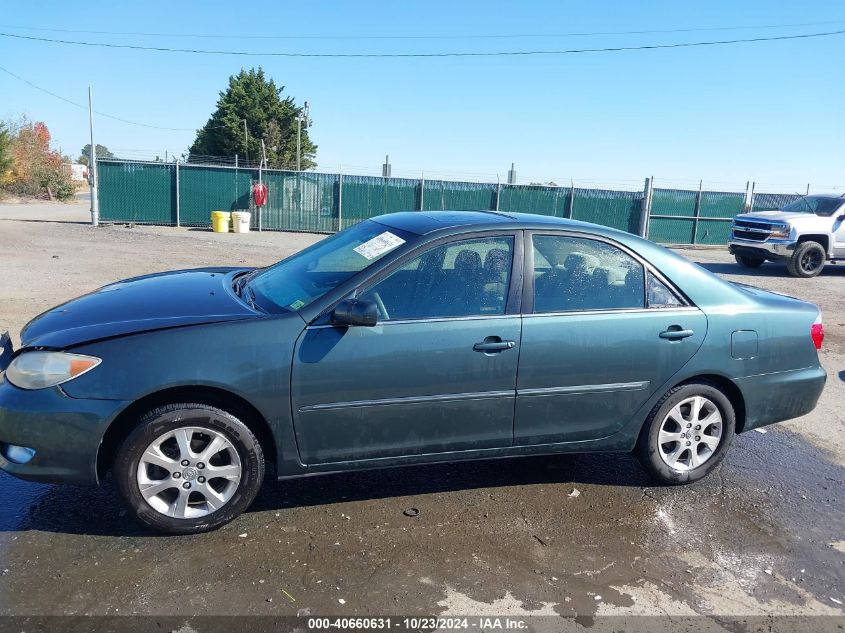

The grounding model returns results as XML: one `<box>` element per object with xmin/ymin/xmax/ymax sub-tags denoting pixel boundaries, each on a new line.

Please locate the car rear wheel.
<box><xmin>734</xmin><ymin>253</ymin><xmax>765</xmax><ymax>268</ymax></box>
<box><xmin>636</xmin><ymin>382</ymin><xmax>735</xmax><ymax>484</ymax></box>
<box><xmin>787</xmin><ymin>241</ymin><xmax>826</xmax><ymax>278</ymax></box>
<box><xmin>114</xmin><ymin>403</ymin><xmax>264</xmax><ymax>534</ymax></box>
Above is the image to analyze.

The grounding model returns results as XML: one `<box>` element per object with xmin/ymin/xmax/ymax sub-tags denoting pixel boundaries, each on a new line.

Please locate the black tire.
<box><xmin>636</xmin><ymin>382</ymin><xmax>735</xmax><ymax>485</ymax></box>
<box><xmin>787</xmin><ymin>241</ymin><xmax>826</xmax><ymax>278</ymax></box>
<box><xmin>734</xmin><ymin>253</ymin><xmax>765</xmax><ymax>268</ymax></box>
<box><xmin>115</xmin><ymin>403</ymin><xmax>265</xmax><ymax>534</ymax></box>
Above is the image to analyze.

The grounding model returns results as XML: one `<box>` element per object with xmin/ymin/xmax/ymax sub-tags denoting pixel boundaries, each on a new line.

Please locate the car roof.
<box><xmin>371</xmin><ymin>210</ymin><xmax>607</xmax><ymax>236</ymax></box>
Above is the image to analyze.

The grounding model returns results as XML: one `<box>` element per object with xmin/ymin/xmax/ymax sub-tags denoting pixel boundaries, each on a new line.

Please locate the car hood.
<box><xmin>20</xmin><ymin>268</ymin><xmax>259</xmax><ymax>349</ymax></box>
<box><xmin>735</xmin><ymin>211</ymin><xmax>813</xmax><ymax>223</ymax></box>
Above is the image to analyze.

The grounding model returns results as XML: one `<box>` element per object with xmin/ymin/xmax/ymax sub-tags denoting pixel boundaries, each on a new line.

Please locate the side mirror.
<box><xmin>331</xmin><ymin>298</ymin><xmax>378</xmax><ymax>327</ymax></box>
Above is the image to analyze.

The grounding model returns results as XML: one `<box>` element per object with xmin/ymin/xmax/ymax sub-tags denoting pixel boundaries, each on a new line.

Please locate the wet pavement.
<box><xmin>0</xmin><ymin>427</ymin><xmax>842</xmax><ymax>618</ymax></box>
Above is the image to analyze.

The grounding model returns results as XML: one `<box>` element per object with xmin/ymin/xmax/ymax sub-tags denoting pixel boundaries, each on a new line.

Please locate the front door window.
<box><xmin>361</xmin><ymin>236</ymin><xmax>514</xmax><ymax>320</ymax></box>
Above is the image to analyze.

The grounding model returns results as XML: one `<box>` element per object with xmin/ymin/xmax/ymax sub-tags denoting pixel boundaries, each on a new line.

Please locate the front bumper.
<box><xmin>0</xmin><ymin>376</ymin><xmax>128</xmax><ymax>485</ymax></box>
<box><xmin>728</xmin><ymin>237</ymin><xmax>796</xmax><ymax>259</ymax></box>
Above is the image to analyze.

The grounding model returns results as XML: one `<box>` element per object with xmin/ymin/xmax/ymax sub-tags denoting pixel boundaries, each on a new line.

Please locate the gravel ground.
<box><xmin>0</xmin><ymin>200</ymin><xmax>842</xmax><ymax>625</ymax></box>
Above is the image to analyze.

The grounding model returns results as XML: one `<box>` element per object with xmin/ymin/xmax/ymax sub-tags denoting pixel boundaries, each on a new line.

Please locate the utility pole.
<box><xmin>242</xmin><ymin>119</ymin><xmax>249</xmax><ymax>163</ymax></box>
<box><xmin>296</xmin><ymin>101</ymin><xmax>310</xmax><ymax>172</ymax></box>
<box><xmin>88</xmin><ymin>87</ymin><xmax>99</xmax><ymax>227</ymax></box>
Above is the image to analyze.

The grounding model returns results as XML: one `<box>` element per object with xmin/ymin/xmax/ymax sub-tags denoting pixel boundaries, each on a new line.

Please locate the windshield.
<box><xmin>246</xmin><ymin>220</ymin><xmax>414</xmax><ymax>312</ymax></box>
<box><xmin>782</xmin><ymin>196</ymin><xmax>844</xmax><ymax>217</ymax></box>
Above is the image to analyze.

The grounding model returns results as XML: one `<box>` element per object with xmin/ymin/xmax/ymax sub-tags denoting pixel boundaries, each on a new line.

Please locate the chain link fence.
<box><xmin>97</xmin><ymin>159</ymin><xmax>805</xmax><ymax>244</ymax></box>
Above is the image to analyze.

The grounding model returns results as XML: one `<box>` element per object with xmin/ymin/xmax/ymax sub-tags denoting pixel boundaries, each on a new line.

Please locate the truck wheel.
<box><xmin>787</xmin><ymin>241</ymin><xmax>826</xmax><ymax>278</ymax></box>
<box><xmin>114</xmin><ymin>403</ymin><xmax>265</xmax><ymax>534</ymax></box>
<box><xmin>734</xmin><ymin>253</ymin><xmax>765</xmax><ymax>268</ymax></box>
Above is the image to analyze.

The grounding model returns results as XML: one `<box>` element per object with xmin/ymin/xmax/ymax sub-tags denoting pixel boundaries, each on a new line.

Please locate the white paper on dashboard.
<box><xmin>353</xmin><ymin>232</ymin><xmax>406</xmax><ymax>260</ymax></box>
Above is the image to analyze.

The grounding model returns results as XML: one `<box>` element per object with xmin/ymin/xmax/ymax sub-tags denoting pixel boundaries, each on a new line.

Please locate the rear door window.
<box><xmin>532</xmin><ymin>235</ymin><xmax>645</xmax><ymax>312</ymax></box>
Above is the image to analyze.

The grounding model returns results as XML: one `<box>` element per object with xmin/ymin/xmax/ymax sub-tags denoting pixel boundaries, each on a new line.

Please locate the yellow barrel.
<box><xmin>211</xmin><ymin>211</ymin><xmax>231</xmax><ymax>233</ymax></box>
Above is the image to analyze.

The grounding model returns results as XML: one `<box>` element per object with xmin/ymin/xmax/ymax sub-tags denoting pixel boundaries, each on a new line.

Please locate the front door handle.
<box><xmin>660</xmin><ymin>326</ymin><xmax>695</xmax><ymax>340</ymax></box>
<box><xmin>473</xmin><ymin>336</ymin><xmax>516</xmax><ymax>353</ymax></box>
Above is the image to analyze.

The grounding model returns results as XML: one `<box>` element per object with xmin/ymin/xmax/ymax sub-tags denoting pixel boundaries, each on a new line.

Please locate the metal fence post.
<box><xmin>568</xmin><ymin>180</ymin><xmax>575</xmax><ymax>219</ymax></box>
<box><xmin>743</xmin><ymin>181</ymin><xmax>751</xmax><ymax>211</ymax></box>
<box><xmin>382</xmin><ymin>174</ymin><xmax>388</xmax><ymax>215</ymax></box>
<box><xmin>495</xmin><ymin>180</ymin><xmax>501</xmax><ymax>211</ymax></box>
<box><xmin>175</xmin><ymin>160</ymin><xmax>180</xmax><ymax>228</ymax></box>
<box><xmin>639</xmin><ymin>177</ymin><xmax>653</xmax><ymax>238</ymax></box>
<box><xmin>749</xmin><ymin>181</ymin><xmax>756</xmax><ymax>212</ymax></box>
<box><xmin>338</xmin><ymin>171</ymin><xmax>343</xmax><ymax>232</ymax></box>
<box><xmin>258</xmin><ymin>142</ymin><xmax>265</xmax><ymax>232</ymax></box>
<box><xmin>691</xmin><ymin>179</ymin><xmax>702</xmax><ymax>244</ymax></box>
<box><xmin>419</xmin><ymin>173</ymin><xmax>425</xmax><ymax>211</ymax></box>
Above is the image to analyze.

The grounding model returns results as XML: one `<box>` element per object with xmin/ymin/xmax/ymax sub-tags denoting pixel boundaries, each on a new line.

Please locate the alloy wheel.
<box><xmin>656</xmin><ymin>396</ymin><xmax>723</xmax><ymax>472</ymax></box>
<box><xmin>800</xmin><ymin>250</ymin><xmax>823</xmax><ymax>274</ymax></box>
<box><xmin>136</xmin><ymin>426</ymin><xmax>242</xmax><ymax>519</ymax></box>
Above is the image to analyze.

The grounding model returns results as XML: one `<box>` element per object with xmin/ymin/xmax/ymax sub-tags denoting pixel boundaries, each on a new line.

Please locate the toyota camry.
<box><xmin>0</xmin><ymin>211</ymin><xmax>827</xmax><ymax>533</ymax></box>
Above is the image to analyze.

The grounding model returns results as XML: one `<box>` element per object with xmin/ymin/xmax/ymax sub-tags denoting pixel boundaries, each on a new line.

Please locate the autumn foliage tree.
<box><xmin>2</xmin><ymin>118</ymin><xmax>75</xmax><ymax>201</ymax></box>
<box><xmin>0</xmin><ymin>124</ymin><xmax>12</xmax><ymax>187</ymax></box>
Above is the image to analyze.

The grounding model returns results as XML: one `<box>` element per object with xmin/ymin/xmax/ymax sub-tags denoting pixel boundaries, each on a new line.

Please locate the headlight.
<box><xmin>5</xmin><ymin>351</ymin><xmax>101</xmax><ymax>390</ymax></box>
<box><xmin>770</xmin><ymin>224</ymin><xmax>791</xmax><ymax>238</ymax></box>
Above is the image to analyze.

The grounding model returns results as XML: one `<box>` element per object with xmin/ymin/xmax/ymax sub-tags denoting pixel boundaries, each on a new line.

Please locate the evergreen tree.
<box><xmin>190</xmin><ymin>68</ymin><xmax>316</xmax><ymax>170</ymax></box>
<box><xmin>78</xmin><ymin>144</ymin><xmax>114</xmax><ymax>166</ymax></box>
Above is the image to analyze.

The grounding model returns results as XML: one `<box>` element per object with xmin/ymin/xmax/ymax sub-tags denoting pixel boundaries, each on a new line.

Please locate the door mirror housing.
<box><xmin>331</xmin><ymin>298</ymin><xmax>378</xmax><ymax>327</ymax></box>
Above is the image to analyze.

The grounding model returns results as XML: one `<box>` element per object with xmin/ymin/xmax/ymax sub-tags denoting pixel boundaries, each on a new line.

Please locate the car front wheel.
<box><xmin>636</xmin><ymin>382</ymin><xmax>735</xmax><ymax>484</ymax></box>
<box><xmin>114</xmin><ymin>403</ymin><xmax>265</xmax><ymax>534</ymax></box>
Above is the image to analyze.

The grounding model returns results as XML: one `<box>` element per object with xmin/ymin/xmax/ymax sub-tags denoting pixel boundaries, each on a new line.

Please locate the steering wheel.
<box><xmin>372</xmin><ymin>291</ymin><xmax>390</xmax><ymax>321</ymax></box>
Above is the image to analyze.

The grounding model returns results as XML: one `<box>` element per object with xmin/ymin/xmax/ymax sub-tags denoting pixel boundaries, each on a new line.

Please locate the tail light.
<box><xmin>811</xmin><ymin>313</ymin><xmax>824</xmax><ymax>350</ymax></box>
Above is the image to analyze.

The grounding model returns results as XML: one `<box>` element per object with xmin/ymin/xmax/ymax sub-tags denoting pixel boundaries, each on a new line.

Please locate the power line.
<box><xmin>0</xmin><ymin>18</ymin><xmax>844</xmax><ymax>40</ymax></box>
<box><xmin>0</xmin><ymin>28</ymin><xmax>843</xmax><ymax>57</ymax></box>
<box><xmin>0</xmin><ymin>65</ymin><xmax>211</xmax><ymax>131</ymax></box>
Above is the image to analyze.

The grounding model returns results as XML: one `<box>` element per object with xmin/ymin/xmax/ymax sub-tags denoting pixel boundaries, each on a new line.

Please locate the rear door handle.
<box><xmin>473</xmin><ymin>336</ymin><xmax>516</xmax><ymax>353</ymax></box>
<box><xmin>659</xmin><ymin>326</ymin><xmax>695</xmax><ymax>340</ymax></box>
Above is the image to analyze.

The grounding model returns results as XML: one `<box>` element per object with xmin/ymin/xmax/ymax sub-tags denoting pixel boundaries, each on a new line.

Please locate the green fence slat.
<box><xmin>98</xmin><ymin>160</ymin><xmax>175</xmax><ymax>224</ymax></box>
<box><xmin>650</xmin><ymin>188</ymin><xmax>744</xmax><ymax>244</ymax></box>
<box><xmin>698</xmin><ymin>191</ymin><xmax>745</xmax><ymax>218</ymax></box>
<box><xmin>497</xmin><ymin>185</ymin><xmax>567</xmax><ymax>216</ymax></box>
<box><xmin>752</xmin><ymin>193</ymin><xmax>801</xmax><ymax>211</ymax></box>
<box><xmin>572</xmin><ymin>188</ymin><xmax>642</xmax><ymax>233</ymax></box>
<box><xmin>648</xmin><ymin>217</ymin><xmax>695</xmax><ymax>244</ymax></box>
<box><xmin>178</xmin><ymin>165</ymin><xmax>256</xmax><ymax>226</ymax></box>
<box><xmin>694</xmin><ymin>219</ymin><xmax>733</xmax><ymax>245</ymax></box>
<box><xmin>651</xmin><ymin>188</ymin><xmax>696</xmax><ymax>217</ymax></box>
<box><xmin>341</xmin><ymin>175</ymin><xmax>418</xmax><ymax>225</ymax></box>
<box><xmin>421</xmin><ymin>180</ymin><xmax>496</xmax><ymax>211</ymax></box>
<box><xmin>262</xmin><ymin>171</ymin><xmax>337</xmax><ymax>232</ymax></box>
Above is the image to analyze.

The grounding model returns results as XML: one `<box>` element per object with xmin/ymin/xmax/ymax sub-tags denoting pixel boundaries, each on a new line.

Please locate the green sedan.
<box><xmin>0</xmin><ymin>211</ymin><xmax>827</xmax><ymax>533</ymax></box>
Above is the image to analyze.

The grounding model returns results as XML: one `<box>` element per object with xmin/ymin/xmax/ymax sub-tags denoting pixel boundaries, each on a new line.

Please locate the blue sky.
<box><xmin>1</xmin><ymin>0</ymin><xmax>843</xmax><ymax>191</ymax></box>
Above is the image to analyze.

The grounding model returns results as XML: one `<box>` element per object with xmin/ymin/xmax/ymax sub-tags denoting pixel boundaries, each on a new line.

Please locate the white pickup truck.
<box><xmin>728</xmin><ymin>194</ymin><xmax>845</xmax><ymax>277</ymax></box>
